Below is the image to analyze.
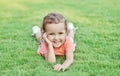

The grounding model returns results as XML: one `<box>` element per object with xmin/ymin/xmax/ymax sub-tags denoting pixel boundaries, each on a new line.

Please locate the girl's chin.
<box><xmin>53</xmin><ymin>44</ymin><xmax>62</xmax><ymax>48</ymax></box>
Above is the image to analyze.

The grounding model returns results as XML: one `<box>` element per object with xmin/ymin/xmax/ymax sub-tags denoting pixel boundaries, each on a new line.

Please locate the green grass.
<box><xmin>0</xmin><ymin>0</ymin><xmax>120</xmax><ymax>76</ymax></box>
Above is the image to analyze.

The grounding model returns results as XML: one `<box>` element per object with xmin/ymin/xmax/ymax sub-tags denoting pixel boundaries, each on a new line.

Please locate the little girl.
<box><xmin>32</xmin><ymin>13</ymin><xmax>76</xmax><ymax>71</ymax></box>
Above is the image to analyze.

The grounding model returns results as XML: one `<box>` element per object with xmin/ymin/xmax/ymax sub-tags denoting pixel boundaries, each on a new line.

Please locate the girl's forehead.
<box><xmin>46</xmin><ymin>23</ymin><xmax>66</xmax><ymax>31</ymax></box>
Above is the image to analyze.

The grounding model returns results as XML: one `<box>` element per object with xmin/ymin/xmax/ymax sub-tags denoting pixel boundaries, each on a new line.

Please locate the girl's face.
<box><xmin>45</xmin><ymin>23</ymin><xmax>67</xmax><ymax>48</ymax></box>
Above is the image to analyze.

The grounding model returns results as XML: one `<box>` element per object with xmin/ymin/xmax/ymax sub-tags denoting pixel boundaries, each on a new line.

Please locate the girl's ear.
<box><xmin>41</xmin><ymin>28</ymin><xmax>45</xmax><ymax>33</ymax></box>
<box><xmin>66</xmin><ymin>30</ymin><xmax>69</xmax><ymax>35</ymax></box>
<box><xmin>41</xmin><ymin>28</ymin><xmax>46</xmax><ymax>35</ymax></box>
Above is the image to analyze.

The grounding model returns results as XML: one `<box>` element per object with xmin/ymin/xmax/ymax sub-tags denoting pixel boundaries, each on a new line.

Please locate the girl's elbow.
<box><xmin>48</xmin><ymin>60</ymin><xmax>56</xmax><ymax>63</ymax></box>
<box><xmin>51</xmin><ymin>60</ymin><xmax>56</xmax><ymax>63</ymax></box>
<box><xmin>47</xmin><ymin>59</ymin><xmax>56</xmax><ymax>63</ymax></box>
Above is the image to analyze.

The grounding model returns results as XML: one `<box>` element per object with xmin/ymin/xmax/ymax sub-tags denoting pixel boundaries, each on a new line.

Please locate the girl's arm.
<box><xmin>53</xmin><ymin>50</ymin><xmax>74</xmax><ymax>71</ymax></box>
<box><xmin>43</xmin><ymin>33</ymin><xmax>56</xmax><ymax>63</ymax></box>
<box><xmin>62</xmin><ymin>50</ymin><xmax>74</xmax><ymax>70</ymax></box>
<box><xmin>44</xmin><ymin>44</ymin><xmax>56</xmax><ymax>63</ymax></box>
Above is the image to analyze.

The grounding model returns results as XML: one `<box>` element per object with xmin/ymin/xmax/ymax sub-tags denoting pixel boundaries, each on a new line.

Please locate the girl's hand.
<box><xmin>53</xmin><ymin>64</ymin><xmax>66</xmax><ymax>71</ymax></box>
<box><xmin>43</xmin><ymin>33</ymin><xmax>52</xmax><ymax>45</ymax></box>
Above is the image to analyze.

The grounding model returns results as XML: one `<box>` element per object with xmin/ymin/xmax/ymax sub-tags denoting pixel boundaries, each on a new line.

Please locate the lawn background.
<box><xmin>0</xmin><ymin>0</ymin><xmax>120</xmax><ymax>76</ymax></box>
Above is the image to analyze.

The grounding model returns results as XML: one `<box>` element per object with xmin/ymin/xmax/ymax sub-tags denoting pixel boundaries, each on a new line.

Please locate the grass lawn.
<box><xmin>0</xmin><ymin>0</ymin><xmax>120</xmax><ymax>76</ymax></box>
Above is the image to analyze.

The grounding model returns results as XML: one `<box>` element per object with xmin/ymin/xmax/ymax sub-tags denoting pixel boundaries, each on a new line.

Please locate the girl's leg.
<box><xmin>32</xmin><ymin>26</ymin><xmax>42</xmax><ymax>43</ymax></box>
<box><xmin>35</xmin><ymin>33</ymin><xmax>42</xmax><ymax>43</ymax></box>
<box><xmin>67</xmin><ymin>22</ymin><xmax>76</xmax><ymax>43</ymax></box>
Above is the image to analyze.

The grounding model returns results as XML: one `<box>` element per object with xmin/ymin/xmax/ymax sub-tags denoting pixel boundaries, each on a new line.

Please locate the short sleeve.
<box><xmin>37</xmin><ymin>41</ymin><xmax>48</xmax><ymax>55</ymax></box>
<box><xmin>65</xmin><ymin>37</ymin><xmax>76</xmax><ymax>51</ymax></box>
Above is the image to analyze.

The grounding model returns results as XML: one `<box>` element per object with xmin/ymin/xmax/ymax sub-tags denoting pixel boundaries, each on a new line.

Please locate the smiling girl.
<box><xmin>32</xmin><ymin>13</ymin><xmax>76</xmax><ymax>71</ymax></box>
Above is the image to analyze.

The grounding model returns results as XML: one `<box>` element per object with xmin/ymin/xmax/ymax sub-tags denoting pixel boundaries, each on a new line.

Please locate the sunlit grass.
<box><xmin>0</xmin><ymin>0</ymin><xmax>120</xmax><ymax>76</ymax></box>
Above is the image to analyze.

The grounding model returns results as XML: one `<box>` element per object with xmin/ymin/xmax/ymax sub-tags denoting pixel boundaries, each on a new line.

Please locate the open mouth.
<box><xmin>53</xmin><ymin>41</ymin><xmax>61</xmax><ymax>46</ymax></box>
<box><xmin>53</xmin><ymin>41</ymin><xmax>60</xmax><ymax>44</ymax></box>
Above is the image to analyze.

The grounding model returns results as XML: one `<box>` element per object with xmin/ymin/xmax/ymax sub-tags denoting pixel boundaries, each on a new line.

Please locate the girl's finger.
<box><xmin>43</xmin><ymin>33</ymin><xmax>47</xmax><ymax>39</ymax></box>
<box><xmin>53</xmin><ymin>64</ymin><xmax>58</xmax><ymax>70</ymax></box>
<box><xmin>53</xmin><ymin>64</ymin><xmax>62</xmax><ymax>71</ymax></box>
<box><xmin>62</xmin><ymin>68</ymin><xmax>65</xmax><ymax>71</ymax></box>
<box><xmin>57</xmin><ymin>66</ymin><xmax>62</xmax><ymax>71</ymax></box>
<box><xmin>43</xmin><ymin>33</ymin><xmax>48</xmax><ymax>41</ymax></box>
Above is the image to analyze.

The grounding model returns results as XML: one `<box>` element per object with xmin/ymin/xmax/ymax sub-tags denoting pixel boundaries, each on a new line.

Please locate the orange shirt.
<box><xmin>37</xmin><ymin>37</ymin><xmax>75</xmax><ymax>56</ymax></box>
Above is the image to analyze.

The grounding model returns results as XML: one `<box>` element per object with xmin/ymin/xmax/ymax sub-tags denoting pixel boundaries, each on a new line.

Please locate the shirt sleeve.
<box><xmin>37</xmin><ymin>41</ymin><xmax>48</xmax><ymax>55</ymax></box>
<box><xmin>65</xmin><ymin>37</ymin><xmax>76</xmax><ymax>52</ymax></box>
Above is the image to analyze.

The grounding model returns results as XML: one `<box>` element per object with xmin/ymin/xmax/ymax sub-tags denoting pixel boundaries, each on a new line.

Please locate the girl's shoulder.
<box><xmin>64</xmin><ymin>36</ymin><xmax>76</xmax><ymax>51</ymax></box>
<box><xmin>65</xmin><ymin>36</ymin><xmax>74</xmax><ymax>43</ymax></box>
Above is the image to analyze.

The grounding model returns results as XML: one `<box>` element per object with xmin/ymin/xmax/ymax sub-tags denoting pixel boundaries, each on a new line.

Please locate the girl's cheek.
<box><xmin>47</xmin><ymin>35</ymin><xmax>50</xmax><ymax>39</ymax></box>
<box><xmin>47</xmin><ymin>35</ymin><xmax>52</xmax><ymax>40</ymax></box>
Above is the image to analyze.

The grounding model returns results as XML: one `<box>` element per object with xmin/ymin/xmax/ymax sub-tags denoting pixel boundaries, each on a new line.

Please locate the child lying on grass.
<box><xmin>32</xmin><ymin>13</ymin><xmax>76</xmax><ymax>71</ymax></box>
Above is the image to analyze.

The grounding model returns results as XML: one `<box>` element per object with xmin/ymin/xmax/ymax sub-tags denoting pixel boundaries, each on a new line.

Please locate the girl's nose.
<box><xmin>54</xmin><ymin>35</ymin><xmax>59</xmax><ymax>40</ymax></box>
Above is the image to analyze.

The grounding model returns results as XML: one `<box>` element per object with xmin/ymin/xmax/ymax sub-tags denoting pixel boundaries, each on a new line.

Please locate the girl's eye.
<box><xmin>49</xmin><ymin>33</ymin><xmax>54</xmax><ymax>35</ymax></box>
<box><xmin>59</xmin><ymin>32</ymin><xmax>64</xmax><ymax>34</ymax></box>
